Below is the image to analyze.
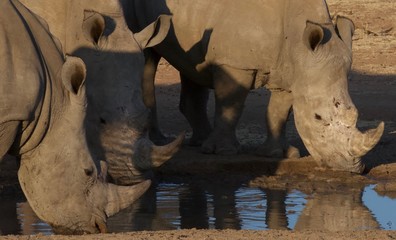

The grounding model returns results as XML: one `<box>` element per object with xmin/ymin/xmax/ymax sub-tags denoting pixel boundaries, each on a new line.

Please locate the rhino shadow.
<box><xmin>120</xmin><ymin>0</ymin><xmax>170</xmax><ymax>34</ymax></box>
<box><xmin>71</xmin><ymin>47</ymin><xmax>153</xmax><ymax>180</ymax></box>
<box><xmin>348</xmin><ymin>71</ymin><xmax>396</xmax><ymax>170</ymax></box>
<box><xmin>349</xmin><ymin>71</ymin><xmax>396</xmax><ymax>122</ymax></box>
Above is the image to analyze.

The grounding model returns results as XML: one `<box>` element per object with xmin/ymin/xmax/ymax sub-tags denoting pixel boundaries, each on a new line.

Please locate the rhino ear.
<box><xmin>134</xmin><ymin>15</ymin><xmax>171</xmax><ymax>49</ymax></box>
<box><xmin>82</xmin><ymin>10</ymin><xmax>106</xmax><ymax>47</ymax></box>
<box><xmin>303</xmin><ymin>21</ymin><xmax>324</xmax><ymax>51</ymax></box>
<box><xmin>335</xmin><ymin>16</ymin><xmax>355</xmax><ymax>52</ymax></box>
<box><xmin>61</xmin><ymin>56</ymin><xmax>87</xmax><ymax>99</ymax></box>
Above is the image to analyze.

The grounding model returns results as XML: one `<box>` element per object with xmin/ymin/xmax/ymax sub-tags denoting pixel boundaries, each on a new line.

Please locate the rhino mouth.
<box><xmin>93</xmin><ymin>215</ymin><xmax>107</xmax><ymax>233</ymax></box>
<box><xmin>48</xmin><ymin>203</ymin><xmax>108</xmax><ymax>234</ymax></box>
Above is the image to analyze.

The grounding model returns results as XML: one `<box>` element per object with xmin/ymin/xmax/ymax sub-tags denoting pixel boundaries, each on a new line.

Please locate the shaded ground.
<box><xmin>1</xmin><ymin>0</ymin><xmax>395</xmax><ymax>239</ymax></box>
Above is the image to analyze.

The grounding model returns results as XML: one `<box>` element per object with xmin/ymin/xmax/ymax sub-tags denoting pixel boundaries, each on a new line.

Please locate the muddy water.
<box><xmin>0</xmin><ymin>183</ymin><xmax>395</xmax><ymax>235</ymax></box>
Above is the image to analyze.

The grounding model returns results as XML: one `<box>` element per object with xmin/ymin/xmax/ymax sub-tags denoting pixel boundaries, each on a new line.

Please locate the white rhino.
<box><xmin>0</xmin><ymin>0</ymin><xmax>149</xmax><ymax>234</ymax></box>
<box><xmin>19</xmin><ymin>0</ymin><xmax>184</xmax><ymax>185</ymax></box>
<box><xmin>123</xmin><ymin>0</ymin><xmax>383</xmax><ymax>172</ymax></box>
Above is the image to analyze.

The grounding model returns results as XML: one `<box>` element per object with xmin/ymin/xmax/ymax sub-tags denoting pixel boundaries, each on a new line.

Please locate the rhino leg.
<box><xmin>201</xmin><ymin>66</ymin><xmax>254</xmax><ymax>155</ymax></box>
<box><xmin>256</xmin><ymin>90</ymin><xmax>300</xmax><ymax>158</ymax></box>
<box><xmin>179</xmin><ymin>73</ymin><xmax>212</xmax><ymax>146</ymax></box>
<box><xmin>0</xmin><ymin>121</ymin><xmax>19</xmax><ymax>161</ymax></box>
<box><xmin>265</xmin><ymin>189</ymin><xmax>288</xmax><ymax>230</ymax></box>
<box><xmin>142</xmin><ymin>50</ymin><xmax>169</xmax><ymax>145</ymax></box>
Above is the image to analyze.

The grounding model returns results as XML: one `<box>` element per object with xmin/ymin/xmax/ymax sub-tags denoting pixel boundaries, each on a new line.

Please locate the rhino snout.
<box><xmin>293</xmin><ymin>98</ymin><xmax>384</xmax><ymax>173</ymax></box>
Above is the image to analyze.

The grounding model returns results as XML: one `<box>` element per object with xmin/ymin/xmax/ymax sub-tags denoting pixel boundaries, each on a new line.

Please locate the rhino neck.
<box><xmin>269</xmin><ymin>0</ymin><xmax>333</xmax><ymax>90</ymax></box>
<box><xmin>18</xmin><ymin>0</ymin><xmax>69</xmax><ymax>47</ymax></box>
<box><xmin>17</xmin><ymin>73</ymin><xmax>51</xmax><ymax>156</ymax></box>
<box><xmin>10</xmin><ymin>0</ymin><xmax>65</xmax><ymax>156</ymax></box>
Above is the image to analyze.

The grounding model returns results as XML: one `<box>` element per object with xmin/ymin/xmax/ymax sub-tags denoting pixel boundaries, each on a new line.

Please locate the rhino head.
<box><xmin>18</xmin><ymin>0</ymin><xmax>184</xmax><ymax>185</ymax></box>
<box><xmin>285</xmin><ymin>16</ymin><xmax>383</xmax><ymax>173</ymax></box>
<box><xmin>78</xmin><ymin>11</ymin><xmax>183</xmax><ymax>185</ymax></box>
<box><xmin>18</xmin><ymin>57</ymin><xmax>150</xmax><ymax>234</ymax></box>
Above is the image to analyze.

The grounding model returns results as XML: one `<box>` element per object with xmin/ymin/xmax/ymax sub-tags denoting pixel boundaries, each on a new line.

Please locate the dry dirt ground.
<box><xmin>1</xmin><ymin>0</ymin><xmax>396</xmax><ymax>239</ymax></box>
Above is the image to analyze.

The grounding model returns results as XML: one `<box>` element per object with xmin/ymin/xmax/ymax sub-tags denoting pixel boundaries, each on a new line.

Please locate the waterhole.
<box><xmin>0</xmin><ymin>183</ymin><xmax>395</xmax><ymax>235</ymax></box>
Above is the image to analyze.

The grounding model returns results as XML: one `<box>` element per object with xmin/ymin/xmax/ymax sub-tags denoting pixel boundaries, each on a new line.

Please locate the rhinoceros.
<box><xmin>0</xmin><ymin>0</ymin><xmax>149</xmax><ymax>234</ymax></box>
<box><xmin>123</xmin><ymin>0</ymin><xmax>384</xmax><ymax>173</ymax></box>
<box><xmin>19</xmin><ymin>0</ymin><xmax>184</xmax><ymax>185</ymax></box>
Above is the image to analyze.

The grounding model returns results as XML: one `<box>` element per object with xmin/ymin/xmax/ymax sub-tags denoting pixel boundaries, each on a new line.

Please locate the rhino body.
<box><xmin>125</xmin><ymin>0</ymin><xmax>383</xmax><ymax>172</ymax></box>
<box><xmin>20</xmin><ymin>0</ymin><xmax>184</xmax><ymax>185</ymax></box>
<box><xmin>0</xmin><ymin>0</ymin><xmax>150</xmax><ymax>234</ymax></box>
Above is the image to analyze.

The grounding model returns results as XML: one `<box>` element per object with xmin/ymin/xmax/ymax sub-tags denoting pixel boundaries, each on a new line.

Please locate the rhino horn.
<box><xmin>134</xmin><ymin>131</ymin><xmax>185</xmax><ymax>170</ymax></box>
<box><xmin>151</xmin><ymin>131</ymin><xmax>185</xmax><ymax>167</ymax></box>
<box><xmin>349</xmin><ymin>122</ymin><xmax>384</xmax><ymax>157</ymax></box>
<box><xmin>105</xmin><ymin>180</ymin><xmax>151</xmax><ymax>217</ymax></box>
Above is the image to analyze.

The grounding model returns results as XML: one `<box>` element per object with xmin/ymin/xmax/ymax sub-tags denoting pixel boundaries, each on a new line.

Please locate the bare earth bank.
<box><xmin>2</xmin><ymin>229</ymin><xmax>396</xmax><ymax>240</ymax></box>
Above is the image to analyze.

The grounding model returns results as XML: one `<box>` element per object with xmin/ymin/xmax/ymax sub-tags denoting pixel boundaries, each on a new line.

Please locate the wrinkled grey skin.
<box><xmin>20</xmin><ymin>0</ymin><xmax>184</xmax><ymax>185</ymax></box>
<box><xmin>0</xmin><ymin>0</ymin><xmax>150</xmax><ymax>234</ymax></box>
<box><xmin>125</xmin><ymin>0</ymin><xmax>383</xmax><ymax>172</ymax></box>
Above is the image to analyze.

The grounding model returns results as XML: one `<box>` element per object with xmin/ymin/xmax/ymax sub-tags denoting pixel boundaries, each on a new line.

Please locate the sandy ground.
<box><xmin>2</xmin><ymin>229</ymin><xmax>396</xmax><ymax>240</ymax></box>
<box><xmin>1</xmin><ymin>0</ymin><xmax>396</xmax><ymax>239</ymax></box>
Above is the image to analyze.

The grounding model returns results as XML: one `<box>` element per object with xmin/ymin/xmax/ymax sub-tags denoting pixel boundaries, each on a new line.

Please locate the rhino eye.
<box><xmin>84</xmin><ymin>167</ymin><xmax>94</xmax><ymax>177</ymax></box>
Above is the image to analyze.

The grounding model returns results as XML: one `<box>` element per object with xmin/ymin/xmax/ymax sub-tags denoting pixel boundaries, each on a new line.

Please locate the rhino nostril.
<box><xmin>315</xmin><ymin>113</ymin><xmax>322</xmax><ymax>121</ymax></box>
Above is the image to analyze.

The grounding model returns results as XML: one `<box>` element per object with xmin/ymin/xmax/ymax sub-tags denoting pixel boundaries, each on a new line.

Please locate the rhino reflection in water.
<box><xmin>107</xmin><ymin>183</ymin><xmax>242</xmax><ymax>231</ymax></box>
<box><xmin>295</xmin><ymin>189</ymin><xmax>380</xmax><ymax>231</ymax></box>
<box><xmin>19</xmin><ymin>0</ymin><xmax>184</xmax><ymax>186</ymax></box>
<box><xmin>126</xmin><ymin>0</ymin><xmax>383</xmax><ymax>173</ymax></box>
<box><xmin>0</xmin><ymin>0</ymin><xmax>149</xmax><ymax>234</ymax></box>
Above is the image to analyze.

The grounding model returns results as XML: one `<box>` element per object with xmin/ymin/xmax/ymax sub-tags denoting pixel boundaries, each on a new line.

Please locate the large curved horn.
<box><xmin>133</xmin><ymin>131</ymin><xmax>185</xmax><ymax>170</ymax></box>
<box><xmin>105</xmin><ymin>180</ymin><xmax>151</xmax><ymax>217</ymax></box>
<box><xmin>151</xmin><ymin>131</ymin><xmax>185</xmax><ymax>167</ymax></box>
<box><xmin>348</xmin><ymin>122</ymin><xmax>384</xmax><ymax>157</ymax></box>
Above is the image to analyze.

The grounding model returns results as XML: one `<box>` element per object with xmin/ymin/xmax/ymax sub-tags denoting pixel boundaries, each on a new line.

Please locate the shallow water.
<box><xmin>0</xmin><ymin>183</ymin><xmax>395</xmax><ymax>235</ymax></box>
